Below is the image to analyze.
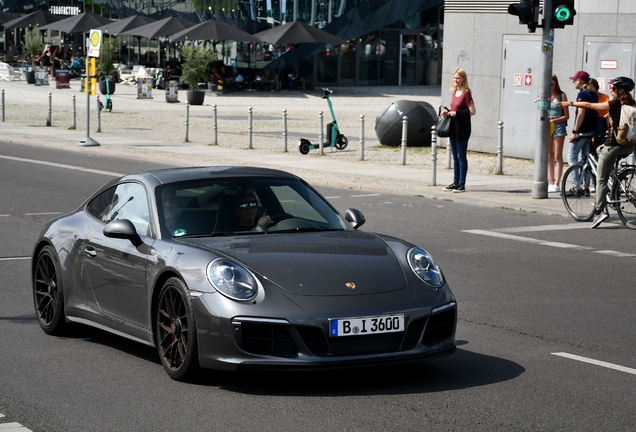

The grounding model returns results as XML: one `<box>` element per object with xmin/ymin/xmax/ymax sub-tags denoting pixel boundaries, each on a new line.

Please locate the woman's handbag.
<box><xmin>436</xmin><ymin>106</ymin><xmax>451</xmax><ymax>138</ymax></box>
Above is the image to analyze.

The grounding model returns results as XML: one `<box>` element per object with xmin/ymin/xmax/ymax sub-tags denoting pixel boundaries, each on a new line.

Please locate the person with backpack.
<box><xmin>561</xmin><ymin>76</ymin><xmax>636</xmax><ymax>228</ymax></box>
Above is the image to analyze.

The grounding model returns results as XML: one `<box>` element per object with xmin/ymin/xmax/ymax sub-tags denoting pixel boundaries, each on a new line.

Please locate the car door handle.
<box><xmin>85</xmin><ymin>247</ymin><xmax>97</xmax><ymax>258</ymax></box>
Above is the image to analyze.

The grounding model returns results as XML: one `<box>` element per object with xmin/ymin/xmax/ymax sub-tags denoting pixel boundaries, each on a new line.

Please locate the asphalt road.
<box><xmin>1</xmin><ymin>142</ymin><xmax>635</xmax><ymax>431</ymax></box>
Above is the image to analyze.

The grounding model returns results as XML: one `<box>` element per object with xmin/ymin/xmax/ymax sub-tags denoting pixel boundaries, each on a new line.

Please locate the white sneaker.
<box><xmin>554</xmin><ymin>185</ymin><xmax>560</xmax><ymax>192</ymax></box>
<box><xmin>548</xmin><ymin>184</ymin><xmax>558</xmax><ymax>193</ymax></box>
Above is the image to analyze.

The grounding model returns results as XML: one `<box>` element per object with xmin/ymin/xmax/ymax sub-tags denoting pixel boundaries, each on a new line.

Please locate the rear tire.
<box><xmin>561</xmin><ymin>164</ymin><xmax>596</xmax><ymax>221</ymax></box>
<box><xmin>299</xmin><ymin>138</ymin><xmax>310</xmax><ymax>155</ymax></box>
<box><xmin>156</xmin><ymin>277</ymin><xmax>200</xmax><ymax>381</ymax></box>
<box><xmin>612</xmin><ymin>167</ymin><xmax>636</xmax><ymax>229</ymax></box>
<box><xmin>335</xmin><ymin>135</ymin><xmax>348</xmax><ymax>150</ymax></box>
<box><xmin>33</xmin><ymin>245</ymin><xmax>66</xmax><ymax>335</ymax></box>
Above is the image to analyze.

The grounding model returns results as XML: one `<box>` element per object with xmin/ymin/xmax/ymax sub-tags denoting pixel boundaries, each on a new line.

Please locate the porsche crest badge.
<box><xmin>345</xmin><ymin>282</ymin><xmax>356</xmax><ymax>290</ymax></box>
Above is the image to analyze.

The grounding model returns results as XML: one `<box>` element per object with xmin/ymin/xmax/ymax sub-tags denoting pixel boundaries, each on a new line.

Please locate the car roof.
<box><xmin>125</xmin><ymin>166</ymin><xmax>301</xmax><ymax>186</ymax></box>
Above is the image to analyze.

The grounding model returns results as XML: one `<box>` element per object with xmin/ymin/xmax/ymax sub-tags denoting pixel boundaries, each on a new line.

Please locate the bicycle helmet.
<box><xmin>610</xmin><ymin>76</ymin><xmax>635</xmax><ymax>93</ymax></box>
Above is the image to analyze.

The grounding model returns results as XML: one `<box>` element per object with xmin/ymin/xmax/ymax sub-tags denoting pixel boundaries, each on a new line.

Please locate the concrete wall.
<box><xmin>442</xmin><ymin>0</ymin><xmax>636</xmax><ymax>156</ymax></box>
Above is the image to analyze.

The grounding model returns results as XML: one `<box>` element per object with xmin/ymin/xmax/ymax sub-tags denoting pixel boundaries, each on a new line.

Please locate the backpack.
<box><xmin>612</xmin><ymin>104</ymin><xmax>636</xmax><ymax>146</ymax></box>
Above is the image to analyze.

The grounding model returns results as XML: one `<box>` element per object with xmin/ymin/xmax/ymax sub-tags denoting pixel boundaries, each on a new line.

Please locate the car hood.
<box><xmin>178</xmin><ymin>231</ymin><xmax>407</xmax><ymax>296</ymax></box>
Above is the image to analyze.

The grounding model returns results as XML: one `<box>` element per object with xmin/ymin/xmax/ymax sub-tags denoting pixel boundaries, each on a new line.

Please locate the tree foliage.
<box><xmin>181</xmin><ymin>44</ymin><xmax>216</xmax><ymax>90</ymax></box>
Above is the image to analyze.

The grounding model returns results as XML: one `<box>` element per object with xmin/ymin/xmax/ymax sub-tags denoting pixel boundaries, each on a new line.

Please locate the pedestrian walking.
<box><xmin>442</xmin><ymin>68</ymin><xmax>476</xmax><ymax>193</ymax></box>
<box><xmin>548</xmin><ymin>74</ymin><xmax>569</xmax><ymax>193</ymax></box>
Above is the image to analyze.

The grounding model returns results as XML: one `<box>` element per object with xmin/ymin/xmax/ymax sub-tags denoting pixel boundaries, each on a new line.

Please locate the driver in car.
<box><xmin>233</xmin><ymin>193</ymin><xmax>273</xmax><ymax>231</ymax></box>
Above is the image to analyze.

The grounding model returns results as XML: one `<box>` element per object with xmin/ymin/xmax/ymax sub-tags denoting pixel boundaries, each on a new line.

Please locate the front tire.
<box><xmin>33</xmin><ymin>245</ymin><xmax>66</xmax><ymax>335</ymax></box>
<box><xmin>612</xmin><ymin>167</ymin><xmax>636</xmax><ymax>229</ymax></box>
<box><xmin>299</xmin><ymin>138</ymin><xmax>310</xmax><ymax>155</ymax></box>
<box><xmin>561</xmin><ymin>164</ymin><xmax>596</xmax><ymax>221</ymax></box>
<box><xmin>335</xmin><ymin>135</ymin><xmax>348</xmax><ymax>150</ymax></box>
<box><xmin>156</xmin><ymin>277</ymin><xmax>200</xmax><ymax>381</ymax></box>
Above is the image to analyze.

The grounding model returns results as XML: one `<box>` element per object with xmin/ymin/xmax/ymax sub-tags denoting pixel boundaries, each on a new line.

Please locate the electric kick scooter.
<box><xmin>98</xmin><ymin>78</ymin><xmax>113</xmax><ymax>112</ymax></box>
<box><xmin>298</xmin><ymin>88</ymin><xmax>348</xmax><ymax>154</ymax></box>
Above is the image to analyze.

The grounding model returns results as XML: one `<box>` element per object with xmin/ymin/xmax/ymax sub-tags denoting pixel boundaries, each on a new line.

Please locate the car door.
<box><xmin>82</xmin><ymin>182</ymin><xmax>155</xmax><ymax>329</ymax></box>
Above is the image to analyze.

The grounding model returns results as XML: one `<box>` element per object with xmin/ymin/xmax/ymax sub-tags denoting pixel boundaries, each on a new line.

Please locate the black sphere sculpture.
<box><xmin>375</xmin><ymin>100</ymin><xmax>437</xmax><ymax>147</ymax></box>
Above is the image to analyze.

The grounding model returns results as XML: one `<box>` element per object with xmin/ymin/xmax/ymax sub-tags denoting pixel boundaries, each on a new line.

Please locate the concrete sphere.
<box><xmin>375</xmin><ymin>100</ymin><xmax>437</xmax><ymax>147</ymax></box>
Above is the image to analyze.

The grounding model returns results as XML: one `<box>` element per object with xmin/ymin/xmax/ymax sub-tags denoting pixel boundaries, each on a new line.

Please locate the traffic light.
<box><xmin>508</xmin><ymin>0</ymin><xmax>539</xmax><ymax>33</ymax></box>
<box><xmin>552</xmin><ymin>0</ymin><xmax>576</xmax><ymax>28</ymax></box>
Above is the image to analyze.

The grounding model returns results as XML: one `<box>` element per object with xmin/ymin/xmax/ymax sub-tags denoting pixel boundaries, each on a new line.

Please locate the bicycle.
<box><xmin>561</xmin><ymin>151</ymin><xmax>636</xmax><ymax>228</ymax></box>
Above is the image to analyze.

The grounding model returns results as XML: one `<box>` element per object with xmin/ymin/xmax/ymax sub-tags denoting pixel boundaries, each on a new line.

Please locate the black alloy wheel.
<box><xmin>33</xmin><ymin>246</ymin><xmax>66</xmax><ymax>335</ymax></box>
<box><xmin>156</xmin><ymin>277</ymin><xmax>200</xmax><ymax>381</ymax></box>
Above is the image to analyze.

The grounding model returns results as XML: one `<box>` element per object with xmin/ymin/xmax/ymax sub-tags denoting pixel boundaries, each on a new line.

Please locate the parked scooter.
<box><xmin>298</xmin><ymin>88</ymin><xmax>348</xmax><ymax>154</ymax></box>
<box><xmin>98</xmin><ymin>78</ymin><xmax>113</xmax><ymax>112</ymax></box>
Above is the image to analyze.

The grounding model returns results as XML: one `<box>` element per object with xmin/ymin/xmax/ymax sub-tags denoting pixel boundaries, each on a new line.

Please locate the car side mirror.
<box><xmin>104</xmin><ymin>219</ymin><xmax>143</xmax><ymax>246</ymax></box>
<box><xmin>344</xmin><ymin>208</ymin><xmax>365</xmax><ymax>229</ymax></box>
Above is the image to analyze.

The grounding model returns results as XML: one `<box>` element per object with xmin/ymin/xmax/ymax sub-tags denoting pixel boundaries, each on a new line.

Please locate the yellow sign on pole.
<box><xmin>84</xmin><ymin>58</ymin><xmax>96</xmax><ymax>96</ymax></box>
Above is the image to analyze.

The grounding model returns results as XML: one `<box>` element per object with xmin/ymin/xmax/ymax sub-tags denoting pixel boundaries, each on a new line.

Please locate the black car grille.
<box><xmin>234</xmin><ymin>307</ymin><xmax>455</xmax><ymax>359</ymax></box>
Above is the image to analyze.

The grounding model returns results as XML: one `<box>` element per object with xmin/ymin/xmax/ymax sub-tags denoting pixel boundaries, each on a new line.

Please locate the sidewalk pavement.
<box><xmin>1</xmin><ymin>121</ymin><xmax>570</xmax><ymax>218</ymax></box>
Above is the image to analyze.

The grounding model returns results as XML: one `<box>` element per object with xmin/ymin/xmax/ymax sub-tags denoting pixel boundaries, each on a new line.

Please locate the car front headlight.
<box><xmin>407</xmin><ymin>247</ymin><xmax>444</xmax><ymax>288</ymax></box>
<box><xmin>206</xmin><ymin>258</ymin><xmax>260</xmax><ymax>301</ymax></box>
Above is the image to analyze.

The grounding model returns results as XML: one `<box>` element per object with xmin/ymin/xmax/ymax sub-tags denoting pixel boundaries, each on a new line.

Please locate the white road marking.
<box><xmin>0</xmin><ymin>423</ymin><xmax>33</xmax><ymax>431</ymax></box>
<box><xmin>463</xmin><ymin>229</ymin><xmax>593</xmax><ymax>250</ymax></box>
<box><xmin>552</xmin><ymin>352</ymin><xmax>636</xmax><ymax>375</ymax></box>
<box><xmin>24</xmin><ymin>212</ymin><xmax>63</xmax><ymax>216</ymax></box>
<box><xmin>495</xmin><ymin>223</ymin><xmax>589</xmax><ymax>233</ymax></box>
<box><xmin>350</xmin><ymin>193</ymin><xmax>381</xmax><ymax>198</ymax></box>
<box><xmin>0</xmin><ymin>215</ymin><xmax>8</xmax><ymax>217</ymax></box>
<box><xmin>594</xmin><ymin>250</ymin><xmax>636</xmax><ymax>258</ymax></box>
<box><xmin>0</xmin><ymin>257</ymin><xmax>30</xmax><ymax>261</ymax></box>
<box><xmin>324</xmin><ymin>196</ymin><xmax>340</xmax><ymax>199</ymax></box>
<box><xmin>0</xmin><ymin>155</ymin><xmax>123</xmax><ymax>177</ymax></box>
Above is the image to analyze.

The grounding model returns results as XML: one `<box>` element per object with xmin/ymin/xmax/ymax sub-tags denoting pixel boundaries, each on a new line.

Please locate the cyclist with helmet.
<box><xmin>561</xmin><ymin>76</ymin><xmax>636</xmax><ymax>228</ymax></box>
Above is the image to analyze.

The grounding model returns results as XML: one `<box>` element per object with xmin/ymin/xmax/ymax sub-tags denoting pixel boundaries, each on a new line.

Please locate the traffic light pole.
<box><xmin>532</xmin><ymin>0</ymin><xmax>553</xmax><ymax>199</ymax></box>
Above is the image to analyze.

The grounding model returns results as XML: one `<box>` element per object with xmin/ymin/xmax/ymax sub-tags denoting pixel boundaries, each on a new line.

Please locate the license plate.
<box><xmin>329</xmin><ymin>314</ymin><xmax>404</xmax><ymax>337</ymax></box>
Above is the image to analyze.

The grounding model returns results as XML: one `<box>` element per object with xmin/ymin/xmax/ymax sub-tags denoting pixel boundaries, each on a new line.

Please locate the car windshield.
<box><xmin>155</xmin><ymin>177</ymin><xmax>349</xmax><ymax>238</ymax></box>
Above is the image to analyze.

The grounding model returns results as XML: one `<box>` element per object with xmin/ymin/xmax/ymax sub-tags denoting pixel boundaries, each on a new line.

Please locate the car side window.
<box><xmin>87</xmin><ymin>183</ymin><xmax>152</xmax><ymax>237</ymax></box>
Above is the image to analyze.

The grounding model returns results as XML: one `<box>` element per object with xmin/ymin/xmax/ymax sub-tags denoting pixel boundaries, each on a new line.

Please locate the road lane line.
<box><xmin>0</xmin><ymin>257</ymin><xmax>30</xmax><ymax>261</ymax></box>
<box><xmin>0</xmin><ymin>155</ymin><xmax>124</xmax><ymax>177</ymax></box>
<box><xmin>463</xmin><ymin>229</ymin><xmax>592</xmax><ymax>250</ymax></box>
<box><xmin>495</xmin><ymin>223</ymin><xmax>589</xmax><ymax>233</ymax></box>
<box><xmin>25</xmin><ymin>212</ymin><xmax>63</xmax><ymax>216</ymax></box>
<box><xmin>552</xmin><ymin>352</ymin><xmax>636</xmax><ymax>375</ymax></box>
<box><xmin>593</xmin><ymin>250</ymin><xmax>636</xmax><ymax>258</ymax></box>
<box><xmin>350</xmin><ymin>193</ymin><xmax>381</xmax><ymax>198</ymax></box>
<box><xmin>0</xmin><ymin>215</ymin><xmax>8</xmax><ymax>217</ymax></box>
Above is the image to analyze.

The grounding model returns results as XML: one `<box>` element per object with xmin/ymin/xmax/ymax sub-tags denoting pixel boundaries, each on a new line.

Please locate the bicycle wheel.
<box><xmin>612</xmin><ymin>167</ymin><xmax>636</xmax><ymax>229</ymax></box>
<box><xmin>561</xmin><ymin>163</ymin><xmax>596</xmax><ymax>221</ymax></box>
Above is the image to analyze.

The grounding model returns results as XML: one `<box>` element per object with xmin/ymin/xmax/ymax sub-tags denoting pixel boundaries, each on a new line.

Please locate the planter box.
<box><xmin>187</xmin><ymin>90</ymin><xmax>205</xmax><ymax>105</ymax></box>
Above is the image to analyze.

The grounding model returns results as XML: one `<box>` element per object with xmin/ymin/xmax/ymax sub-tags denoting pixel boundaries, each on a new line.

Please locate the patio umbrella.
<box><xmin>170</xmin><ymin>18</ymin><xmax>259</xmax><ymax>43</ymax></box>
<box><xmin>94</xmin><ymin>14</ymin><xmax>156</xmax><ymax>35</ymax></box>
<box><xmin>0</xmin><ymin>12</ymin><xmax>18</xmax><ymax>24</ymax></box>
<box><xmin>3</xmin><ymin>10</ymin><xmax>64</xmax><ymax>30</ymax></box>
<box><xmin>253</xmin><ymin>20</ymin><xmax>346</xmax><ymax>46</ymax></box>
<box><xmin>120</xmin><ymin>16</ymin><xmax>196</xmax><ymax>39</ymax></box>
<box><xmin>40</xmin><ymin>13</ymin><xmax>114</xmax><ymax>34</ymax></box>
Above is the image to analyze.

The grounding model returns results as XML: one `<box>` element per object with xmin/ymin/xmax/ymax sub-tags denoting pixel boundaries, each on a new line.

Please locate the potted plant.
<box><xmin>23</xmin><ymin>27</ymin><xmax>44</xmax><ymax>84</ymax></box>
<box><xmin>97</xmin><ymin>36</ymin><xmax>117</xmax><ymax>95</ymax></box>
<box><xmin>181</xmin><ymin>44</ymin><xmax>216</xmax><ymax>105</ymax></box>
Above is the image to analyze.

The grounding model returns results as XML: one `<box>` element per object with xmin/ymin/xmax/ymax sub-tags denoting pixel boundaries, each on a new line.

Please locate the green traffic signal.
<box><xmin>555</xmin><ymin>5</ymin><xmax>571</xmax><ymax>22</ymax></box>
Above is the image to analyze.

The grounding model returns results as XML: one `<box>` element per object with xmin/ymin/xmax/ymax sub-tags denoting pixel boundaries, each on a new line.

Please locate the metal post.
<box><xmin>400</xmin><ymin>116</ymin><xmax>408</xmax><ymax>165</ymax></box>
<box><xmin>212</xmin><ymin>104</ymin><xmax>218</xmax><ymax>145</ymax></box>
<box><xmin>359</xmin><ymin>114</ymin><xmax>365</xmax><ymax>161</ymax></box>
<box><xmin>446</xmin><ymin>138</ymin><xmax>452</xmax><ymax>169</ymax></box>
<box><xmin>318</xmin><ymin>111</ymin><xmax>324</xmax><ymax>155</ymax></box>
<box><xmin>47</xmin><ymin>92</ymin><xmax>52</xmax><ymax>126</ymax></box>
<box><xmin>184</xmin><ymin>103</ymin><xmax>190</xmax><ymax>142</ymax></box>
<box><xmin>497</xmin><ymin>121</ymin><xmax>504</xmax><ymax>174</ymax></box>
<box><xmin>282</xmin><ymin>109</ymin><xmax>288</xmax><ymax>152</ymax></box>
<box><xmin>1</xmin><ymin>89</ymin><xmax>4</xmax><ymax>122</ymax></box>
<box><xmin>71</xmin><ymin>95</ymin><xmax>76</xmax><ymax>130</ymax></box>
<box><xmin>77</xmin><ymin>55</ymin><xmax>99</xmax><ymax>146</ymax></box>
<box><xmin>96</xmin><ymin>96</ymin><xmax>101</xmax><ymax>132</ymax></box>
<box><xmin>248</xmin><ymin>107</ymin><xmax>253</xmax><ymax>149</ymax></box>
<box><xmin>431</xmin><ymin>125</ymin><xmax>438</xmax><ymax>186</ymax></box>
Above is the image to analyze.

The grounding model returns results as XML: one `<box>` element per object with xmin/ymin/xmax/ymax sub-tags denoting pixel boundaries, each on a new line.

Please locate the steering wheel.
<box><xmin>268</xmin><ymin>212</ymin><xmax>293</xmax><ymax>224</ymax></box>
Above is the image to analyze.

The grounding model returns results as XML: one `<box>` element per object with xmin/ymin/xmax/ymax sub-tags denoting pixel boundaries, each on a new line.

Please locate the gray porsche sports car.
<box><xmin>32</xmin><ymin>167</ymin><xmax>456</xmax><ymax>381</ymax></box>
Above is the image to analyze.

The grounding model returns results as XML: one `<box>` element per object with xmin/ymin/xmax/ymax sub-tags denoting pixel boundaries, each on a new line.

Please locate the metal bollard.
<box><xmin>401</xmin><ymin>116</ymin><xmax>408</xmax><ymax>165</ymax></box>
<box><xmin>1</xmin><ymin>89</ymin><xmax>4</xmax><ymax>122</ymax></box>
<box><xmin>71</xmin><ymin>95</ymin><xmax>76</xmax><ymax>130</ymax></box>
<box><xmin>212</xmin><ymin>104</ymin><xmax>217</xmax><ymax>145</ymax></box>
<box><xmin>318</xmin><ymin>111</ymin><xmax>324</xmax><ymax>155</ymax></box>
<box><xmin>446</xmin><ymin>138</ymin><xmax>452</xmax><ymax>169</ymax></box>
<box><xmin>47</xmin><ymin>92</ymin><xmax>52</xmax><ymax>126</ymax></box>
<box><xmin>431</xmin><ymin>125</ymin><xmax>438</xmax><ymax>186</ymax></box>
<box><xmin>359</xmin><ymin>114</ymin><xmax>365</xmax><ymax>161</ymax></box>
<box><xmin>282</xmin><ymin>109</ymin><xmax>288</xmax><ymax>152</ymax></box>
<box><xmin>248</xmin><ymin>107</ymin><xmax>253</xmax><ymax>149</ymax></box>
<box><xmin>96</xmin><ymin>96</ymin><xmax>101</xmax><ymax>132</ymax></box>
<box><xmin>184</xmin><ymin>103</ymin><xmax>190</xmax><ymax>142</ymax></box>
<box><xmin>497</xmin><ymin>121</ymin><xmax>504</xmax><ymax>174</ymax></box>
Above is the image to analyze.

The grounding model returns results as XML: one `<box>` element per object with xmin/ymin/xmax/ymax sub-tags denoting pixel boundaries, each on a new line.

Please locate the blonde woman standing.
<box><xmin>548</xmin><ymin>75</ymin><xmax>569</xmax><ymax>193</ymax></box>
<box><xmin>442</xmin><ymin>68</ymin><xmax>476</xmax><ymax>193</ymax></box>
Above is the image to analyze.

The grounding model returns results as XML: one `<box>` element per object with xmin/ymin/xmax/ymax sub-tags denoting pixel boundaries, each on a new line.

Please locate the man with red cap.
<box><xmin>564</xmin><ymin>70</ymin><xmax>599</xmax><ymax>197</ymax></box>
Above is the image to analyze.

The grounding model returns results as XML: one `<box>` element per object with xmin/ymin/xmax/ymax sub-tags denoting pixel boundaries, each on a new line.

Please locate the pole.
<box><xmin>318</xmin><ymin>111</ymin><xmax>324</xmax><ymax>155</ymax></box>
<box><xmin>431</xmin><ymin>125</ymin><xmax>438</xmax><ymax>185</ymax></box>
<box><xmin>401</xmin><ymin>116</ymin><xmax>408</xmax><ymax>165</ymax></box>
<box><xmin>282</xmin><ymin>109</ymin><xmax>288</xmax><ymax>152</ymax></box>
<box><xmin>359</xmin><ymin>114</ymin><xmax>365</xmax><ymax>161</ymax></box>
<box><xmin>533</xmin><ymin>0</ymin><xmax>553</xmax><ymax>199</ymax></box>
<box><xmin>248</xmin><ymin>107</ymin><xmax>253</xmax><ymax>149</ymax></box>
<box><xmin>72</xmin><ymin>95</ymin><xmax>76</xmax><ymax>129</ymax></box>
<box><xmin>1</xmin><ymin>89</ymin><xmax>4</xmax><ymax>122</ymax></box>
<box><xmin>78</xmin><ymin>54</ymin><xmax>99</xmax><ymax>146</ymax></box>
<box><xmin>446</xmin><ymin>138</ymin><xmax>452</xmax><ymax>169</ymax></box>
<box><xmin>47</xmin><ymin>92</ymin><xmax>52</xmax><ymax>126</ymax></box>
<box><xmin>184</xmin><ymin>103</ymin><xmax>190</xmax><ymax>142</ymax></box>
<box><xmin>212</xmin><ymin>104</ymin><xmax>218</xmax><ymax>145</ymax></box>
<box><xmin>96</xmin><ymin>96</ymin><xmax>101</xmax><ymax>132</ymax></box>
<box><xmin>497</xmin><ymin>121</ymin><xmax>504</xmax><ymax>174</ymax></box>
